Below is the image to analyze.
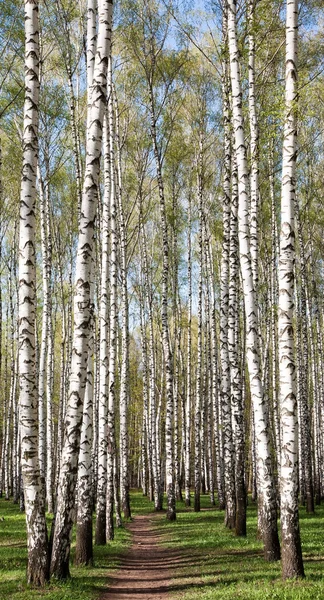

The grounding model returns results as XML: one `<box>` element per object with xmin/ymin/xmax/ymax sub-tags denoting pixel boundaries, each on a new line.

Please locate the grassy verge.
<box><xmin>0</xmin><ymin>498</ymin><xmax>131</xmax><ymax>600</ymax></box>
<box><xmin>2</xmin><ymin>492</ymin><xmax>324</xmax><ymax>600</ymax></box>
<box><xmin>154</xmin><ymin>495</ymin><xmax>324</xmax><ymax>600</ymax></box>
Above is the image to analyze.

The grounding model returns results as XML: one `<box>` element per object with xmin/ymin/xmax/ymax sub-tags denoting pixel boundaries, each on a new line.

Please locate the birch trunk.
<box><xmin>106</xmin><ymin>56</ymin><xmax>117</xmax><ymax>541</ymax></box>
<box><xmin>278</xmin><ymin>0</ymin><xmax>304</xmax><ymax>579</ymax></box>
<box><xmin>206</xmin><ymin>230</ymin><xmax>225</xmax><ymax>509</ymax></box>
<box><xmin>148</xmin><ymin>75</ymin><xmax>175</xmax><ymax>521</ymax></box>
<box><xmin>140</xmin><ymin>215</ymin><xmax>161</xmax><ymax>510</ymax></box>
<box><xmin>227</xmin><ymin>0</ymin><xmax>280</xmax><ymax>559</ymax></box>
<box><xmin>248</xmin><ymin>0</ymin><xmax>259</xmax><ymax>290</ymax></box>
<box><xmin>228</xmin><ymin>154</ymin><xmax>246</xmax><ymax>536</ymax></box>
<box><xmin>19</xmin><ymin>0</ymin><xmax>49</xmax><ymax>584</ymax></box>
<box><xmin>115</xmin><ymin>89</ymin><xmax>131</xmax><ymax>520</ymax></box>
<box><xmin>296</xmin><ymin>207</ymin><xmax>314</xmax><ymax>513</ymax></box>
<box><xmin>205</xmin><ymin>281</ymin><xmax>215</xmax><ymax>505</ymax></box>
<box><xmin>139</xmin><ymin>295</ymin><xmax>149</xmax><ymax>497</ymax></box>
<box><xmin>75</xmin><ymin>339</ymin><xmax>94</xmax><ymax>565</ymax></box>
<box><xmin>194</xmin><ymin>141</ymin><xmax>204</xmax><ymax>513</ymax></box>
<box><xmin>184</xmin><ymin>194</ymin><xmax>192</xmax><ymax>507</ymax></box>
<box><xmin>50</xmin><ymin>1</ymin><xmax>113</xmax><ymax>579</ymax></box>
<box><xmin>270</xmin><ymin>159</ymin><xmax>281</xmax><ymax>484</ymax></box>
<box><xmin>37</xmin><ymin>173</ymin><xmax>47</xmax><ymax>487</ymax></box>
<box><xmin>221</xmin><ymin>11</ymin><xmax>235</xmax><ymax>527</ymax></box>
<box><xmin>95</xmin><ymin>110</ymin><xmax>110</xmax><ymax>545</ymax></box>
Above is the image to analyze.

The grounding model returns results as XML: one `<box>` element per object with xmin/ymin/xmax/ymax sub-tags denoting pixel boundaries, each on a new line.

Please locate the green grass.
<box><xmin>1</xmin><ymin>492</ymin><xmax>324</xmax><ymax>600</ymax></box>
<box><xmin>0</xmin><ymin>498</ymin><xmax>131</xmax><ymax>600</ymax></box>
<box><xmin>152</xmin><ymin>495</ymin><xmax>324</xmax><ymax>600</ymax></box>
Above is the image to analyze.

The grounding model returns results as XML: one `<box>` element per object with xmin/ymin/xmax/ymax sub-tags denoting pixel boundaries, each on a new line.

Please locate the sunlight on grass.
<box><xmin>151</xmin><ymin>494</ymin><xmax>324</xmax><ymax>600</ymax></box>
<box><xmin>1</xmin><ymin>492</ymin><xmax>324</xmax><ymax>599</ymax></box>
<box><xmin>0</xmin><ymin>498</ymin><xmax>131</xmax><ymax>600</ymax></box>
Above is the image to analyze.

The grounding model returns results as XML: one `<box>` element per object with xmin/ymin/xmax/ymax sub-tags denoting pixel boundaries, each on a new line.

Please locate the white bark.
<box><xmin>148</xmin><ymin>77</ymin><xmax>175</xmax><ymax>520</ymax></box>
<box><xmin>19</xmin><ymin>0</ymin><xmax>49</xmax><ymax>585</ymax></box>
<box><xmin>95</xmin><ymin>110</ymin><xmax>110</xmax><ymax>545</ymax></box>
<box><xmin>228</xmin><ymin>0</ymin><xmax>280</xmax><ymax>559</ymax></box>
<box><xmin>220</xmin><ymin>11</ymin><xmax>235</xmax><ymax>527</ymax></box>
<box><xmin>184</xmin><ymin>194</ymin><xmax>192</xmax><ymax>507</ymax></box>
<box><xmin>106</xmin><ymin>56</ymin><xmax>117</xmax><ymax>541</ymax></box>
<box><xmin>278</xmin><ymin>0</ymin><xmax>304</xmax><ymax>579</ymax></box>
<box><xmin>140</xmin><ymin>215</ymin><xmax>161</xmax><ymax>510</ymax></box>
<box><xmin>75</xmin><ymin>334</ymin><xmax>94</xmax><ymax>565</ymax></box>
<box><xmin>228</xmin><ymin>153</ymin><xmax>246</xmax><ymax>535</ymax></box>
<box><xmin>115</xmin><ymin>88</ymin><xmax>131</xmax><ymax>519</ymax></box>
<box><xmin>50</xmin><ymin>0</ymin><xmax>113</xmax><ymax>579</ymax></box>
<box><xmin>205</xmin><ymin>228</ymin><xmax>224</xmax><ymax>508</ymax></box>
<box><xmin>87</xmin><ymin>0</ymin><xmax>98</xmax><ymax>93</ymax></box>
<box><xmin>248</xmin><ymin>0</ymin><xmax>259</xmax><ymax>289</ymax></box>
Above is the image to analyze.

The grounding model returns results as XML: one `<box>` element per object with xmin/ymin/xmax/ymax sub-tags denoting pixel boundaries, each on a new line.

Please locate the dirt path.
<box><xmin>99</xmin><ymin>513</ymin><xmax>183</xmax><ymax>599</ymax></box>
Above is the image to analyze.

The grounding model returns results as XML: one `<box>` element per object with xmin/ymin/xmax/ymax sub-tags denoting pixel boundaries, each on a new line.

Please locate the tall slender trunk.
<box><xmin>248</xmin><ymin>0</ymin><xmax>259</xmax><ymax>290</ymax></box>
<box><xmin>106</xmin><ymin>56</ymin><xmax>117</xmax><ymax>541</ymax></box>
<box><xmin>45</xmin><ymin>198</ymin><xmax>54</xmax><ymax>516</ymax></box>
<box><xmin>37</xmin><ymin>172</ymin><xmax>47</xmax><ymax>488</ymax></box>
<box><xmin>139</xmin><ymin>295</ymin><xmax>149</xmax><ymax>497</ymax></box>
<box><xmin>227</xmin><ymin>0</ymin><xmax>280</xmax><ymax>560</ymax></box>
<box><xmin>221</xmin><ymin>10</ymin><xmax>235</xmax><ymax>528</ymax></box>
<box><xmin>75</xmin><ymin>334</ymin><xmax>94</xmax><ymax>565</ymax></box>
<box><xmin>115</xmin><ymin>89</ymin><xmax>131</xmax><ymax>519</ymax></box>
<box><xmin>184</xmin><ymin>194</ymin><xmax>192</xmax><ymax>507</ymax></box>
<box><xmin>194</xmin><ymin>138</ymin><xmax>204</xmax><ymax>512</ymax></box>
<box><xmin>140</xmin><ymin>213</ymin><xmax>161</xmax><ymax>510</ymax></box>
<box><xmin>269</xmin><ymin>157</ymin><xmax>281</xmax><ymax>488</ymax></box>
<box><xmin>19</xmin><ymin>0</ymin><xmax>49</xmax><ymax>585</ymax></box>
<box><xmin>228</xmin><ymin>153</ymin><xmax>246</xmax><ymax>536</ymax></box>
<box><xmin>148</xmin><ymin>69</ymin><xmax>175</xmax><ymax>522</ymax></box>
<box><xmin>295</xmin><ymin>207</ymin><xmax>314</xmax><ymax>513</ymax></box>
<box><xmin>95</xmin><ymin>110</ymin><xmax>110</xmax><ymax>545</ymax></box>
<box><xmin>50</xmin><ymin>1</ymin><xmax>113</xmax><ymax>579</ymax></box>
<box><xmin>278</xmin><ymin>0</ymin><xmax>304</xmax><ymax>579</ymax></box>
<box><xmin>205</xmin><ymin>229</ymin><xmax>224</xmax><ymax>509</ymax></box>
<box><xmin>204</xmin><ymin>276</ymin><xmax>215</xmax><ymax>505</ymax></box>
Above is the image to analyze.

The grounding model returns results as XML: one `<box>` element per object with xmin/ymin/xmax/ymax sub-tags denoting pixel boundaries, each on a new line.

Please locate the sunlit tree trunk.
<box><xmin>115</xmin><ymin>89</ymin><xmax>131</xmax><ymax>519</ymax></box>
<box><xmin>95</xmin><ymin>110</ymin><xmax>110</xmax><ymax>545</ymax></box>
<box><xmin>106</xmin><ymin>55</ymin><xmax>117</xmax><ymax>542</ymax></box>
<box><xmin>228</xmin><ymin>154</ymin><xmax>246</xmax><ymax>536</ymax></box>
<box><xmin>148</xmin><ymin>69</ymin><xmax>175</xmax><ymax>522</ymax></box>
<box><xmin>295</xmin><ymin>207</ymin><xmax>314</xmax><ymax>513</ymax></box>
<box><xmin>205</xmin><ymin>229</ymin><xmax>224</xmax><ymax>509</ymax></box>
<box><xmin>269</xmin><ymin>158</ymin><xmax>281</xmax><ymax>488</ymax></box>
<box><xmin>50</xmin><ymin>0</ymin><xmax>113</xmax><ymax>579</ymax></box>
<box><xmin>278</xmin><ymin>0</ymin><xmax>304</xmax><ymax>579</ymax></box>
<box><xmin>75</xmin><ymin>339</ymin><xmax>94</xmax><ymax>565</ymax></box>
<box><xmin>221</xmin><ymin>9</ymin><xmax>235</xmax><ymax>528</ymax></box>
<box><xmin>228</xmin><ymin>0</ymin><xmax>280</xmax><ymax>560</ymax></box>
<box><xmin>37</xmin><ymin>172</ymin><xmax>47</xmax><ymax>488</ymax></box>
<box><xmin>140</xmin><ymin>213</ymin><xmax>161</xmax><ymax>510</ymax></box>
<box><xmin>248</xmin><ymin>0</ymin><xmax>259</xmax><ymax>290</ymax></box>
<box><xmin>194</xmin><ymin>139</ymin><xmax>203</xmax><ymax>513</ymax></box>
<box><xmin>19</xmin><ymin>0</ymin><xmax>49</xmax><ymax>585</ymax></box>
<box><xmin>184</xmin><ymin>193</ymin><xmax>192</xmax><ymax>508</ymax></box>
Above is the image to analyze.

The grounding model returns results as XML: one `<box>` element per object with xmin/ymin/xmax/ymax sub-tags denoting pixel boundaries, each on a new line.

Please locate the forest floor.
<box><xmin>99</xmin><ymin>513</ymin><xmax>179</xmax><ymax>599</ymax></box>
<box><xmin>1</xmin><ymin>493</ymin><xmax>324</xmax><ymax>599</ymax></box>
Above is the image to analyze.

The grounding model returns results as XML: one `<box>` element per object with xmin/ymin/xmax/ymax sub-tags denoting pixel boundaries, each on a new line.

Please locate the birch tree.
<box><xmin>95</xmin><ymin>110</ymin><xmax>110</xmax><ymax>546</ymax></box>
<box><xmin>227</xmin><ymin>0</ymin><xmax>280</xmax><ymax>560</ymax></box>
<box><xmin>18</xmin><ymin>0</ymin><xmax>49</xmax><ymax>585</ymax></box>
<box><xmin>50</xmin><ymin>0</ymin><xmax>113</xmax><ymax>579</ymax></box>
<box><xmin>278</xmin><ymin>0</ymin><xmax>304</xmax><ymax>579</ymax></box>
<box><xmin>220</xmin><ymin>9</ymin><xmax>235</xmax><ymax>529</ymax></box>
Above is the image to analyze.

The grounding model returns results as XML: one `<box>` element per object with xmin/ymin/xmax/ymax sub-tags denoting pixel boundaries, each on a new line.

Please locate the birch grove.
<box><xmin>1</xmin><ymin>0</ymin><xmax>324</xmax><ymax>587</ymax></box>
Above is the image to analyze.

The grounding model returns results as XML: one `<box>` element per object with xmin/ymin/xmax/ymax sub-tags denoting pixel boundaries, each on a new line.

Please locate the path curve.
<box><xmin>100</xmin><ymin>513</ymin><xmax>180</xmax><ymax>599</ymax></box>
